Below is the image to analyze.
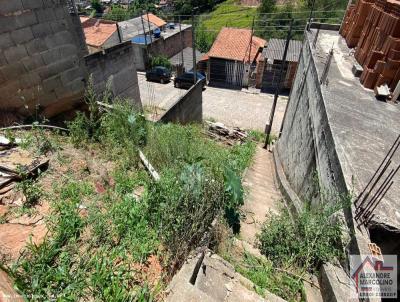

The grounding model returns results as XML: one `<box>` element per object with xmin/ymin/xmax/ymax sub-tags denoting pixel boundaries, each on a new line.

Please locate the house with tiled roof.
<box><xmin>204</xmin><ymin>27</ymin><xmax>266</xmax><ymax>88</ymax></box>
<box><xmin>80</xmin><ymin>17</ymin><xmax>120</xmax><ymax>53</ymax></box>
<box><xmin>143</xmin><ymin>13</ymin><xmax>167</xmax><ymax>29</ymax></box>
<box><xmin>256</xmin><ymin>38</ymin><xmax>302</xmax><ymax>92</ymax></box>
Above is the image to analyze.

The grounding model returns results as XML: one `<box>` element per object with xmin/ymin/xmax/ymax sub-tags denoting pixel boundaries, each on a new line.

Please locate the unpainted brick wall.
<box><xmin>159</xmin><ymin>80</ymin><xmax>202</xmax><ymax>124</ymax></box>
<box><xmin>85</xmin><ymin>42</ymin><xmax>142</xmax><ymax>108</ymax></box>
<box><xmin>0</xmin><ymin>0</ymin><xmax>88</xmax><ymax>121</ymax></box>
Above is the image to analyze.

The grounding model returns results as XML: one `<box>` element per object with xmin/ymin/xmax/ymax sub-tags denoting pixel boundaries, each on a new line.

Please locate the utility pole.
<box><xmin>264</xmin><ymin>19</ymin><xmax>293</xmax><ymax>149</ymax></box>
<box><xmin>140</xmin><ymin>13</ymin><xmax>148</xmax><ymax>47</ymax></box>
<box><xmin>146</xmin><ymin>9</ymin><xmax>153</xmax><ymax>45</ymax></box>
<box><xmin>248</xmin><ymin>16</ymin><xmax>255</xmax><ymax>64</ymax></box>
<box><xmin>307</xmin><ymin>0</ymin><xmax>316</xmax><ymax>31</ymax></box>
<box><xmin>140</xmin><ymin>12</ymin><xmax>149</xmax><ymax>68</ymax></box>
<box><xmin>191</xmin><ymin>10</ymin><xmax>197</xmax><ymax>83</ymax></box>
<box><xmin>179</xmin><ymin>15</ymin><xmax>185</xmax><ymax>72</ymax></box>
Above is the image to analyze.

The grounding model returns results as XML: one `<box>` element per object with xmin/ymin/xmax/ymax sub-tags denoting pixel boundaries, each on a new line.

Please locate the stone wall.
<box><xmin>85</xmin><ymin>42</ymin><xmax>142</xmax><ymax>108</ymax></box>
<box><xmin>277</xmin><ymin>35</ymin><xmax>347</xmax><ymax>205</ymax></box>
<box><xmin>159</xmin><ymin>80</ymin><xmax>202</xmax><ymax>124</ymax></box>
<box><xmin>0</xmin><ymin>0</ymin><xmax>88</xmax><ymax>122</ymax></box>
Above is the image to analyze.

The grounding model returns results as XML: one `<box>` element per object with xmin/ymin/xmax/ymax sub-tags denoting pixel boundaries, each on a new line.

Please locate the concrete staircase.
<box><xmin>165</xmin><ymin>250</ymin><xmax>285</xmax><ymax>302</ymax></box>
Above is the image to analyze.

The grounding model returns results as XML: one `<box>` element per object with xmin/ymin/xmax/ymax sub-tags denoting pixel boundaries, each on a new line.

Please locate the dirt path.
<box><xmin>240</xmin><ymin>146</ymin><xmax>283</xmax><ymax>247</ymax></box>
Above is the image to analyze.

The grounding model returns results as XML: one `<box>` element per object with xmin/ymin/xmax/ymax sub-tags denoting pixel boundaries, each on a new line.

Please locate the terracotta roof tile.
<box><xmin>207</xmin><ymin>27</ymin><xmax>266</xmax><ymax>62</ymax></box>
<box><xmin>143</xmin><ymin>13</ymin><xmax>167</xmax><ymax>28</ymax></box>
<box><xmin>80</xmin><ymin>18</ymin><xmax>118</xmax><ymax>47</ymax></box>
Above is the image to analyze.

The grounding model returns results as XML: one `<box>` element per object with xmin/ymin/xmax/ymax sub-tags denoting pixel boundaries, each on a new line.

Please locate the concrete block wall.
<box><xmin>85</xmin><ymin>42</ymin><xmax>142</xmax><ymax>108</ymax></box>
<box><xmin>0</xmin><ymin>0</ymin><xmax>88</xmax><ymax>122</ymax></box>
<box><xmin>159</xmin><ymin>80</ymin><xmax>202</xmax><ymax>124</ymax></box>
<box><xmin>150</xmin><ymin>27</ymin><xmax>192</xmax><ymax>60</ymax></box>
<box><xmin>277</xmin><ymin>35</ymin><xmax>347</xmax><ymax>205</ymax></box>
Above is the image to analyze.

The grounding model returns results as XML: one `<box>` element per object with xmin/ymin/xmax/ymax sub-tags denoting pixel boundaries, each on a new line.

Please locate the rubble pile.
<box><xmin>206</xmin><ymin>122</ymin><xmax>248</xmax><ymax>145</ymax></box>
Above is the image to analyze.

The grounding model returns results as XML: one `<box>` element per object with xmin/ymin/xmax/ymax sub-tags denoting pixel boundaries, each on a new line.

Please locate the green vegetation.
<box><xmin>3</xmin><ymin>84</ymin><xmax>257</xmax><ymax>300</ymax></box>
<box><xmin>224</xmin><ymin>251</ymin><xmax>305</xmax><ymax>301</ymax></box>
<box><xmin>258</xmin><ymin>200</ymin><xmax>349</xmax><ymax>273</ymax></box>
<box><xmin>150</xmin><ymin>55</ymin><xmax>173</xmax><ymax>70</ymax></box>
<box><xmin>196</xmin><ymin>0</ymin><xmax>258</xmax><ymax>52</ymax></box>
<box><xmin>104</xmin><ymin>5</ymin><xmax>130</xmax><ymax>22</ymax></box>
<box><xmin>196</xmin><ymin>0</ymin><xmax>348</xmax><ymax>52</ymax></box>
<box><xmin>91</xmin><ymin>0</ymin><xmax>103</xmax><ymax>14</ymax></box>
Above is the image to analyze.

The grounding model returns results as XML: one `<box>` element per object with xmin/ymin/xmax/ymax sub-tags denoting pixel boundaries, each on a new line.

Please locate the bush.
<box><xmin>258</xmin><ymin>201</ymin><xmax>347</xmax><ymax>272</ymax></box>
<box><xmin>100</xmin><ymin>101</ymin><xmax>147</xmax><ymax>166</ymax></box>
<box><xmin>150</xmin><ymin>55</ymin><xmax>172</xmax><ymax>70</ymax></box>
<box><xmin>145</xmin><ymin>163</ymin><xmax>225</xmax><ymax>271</ymax></box>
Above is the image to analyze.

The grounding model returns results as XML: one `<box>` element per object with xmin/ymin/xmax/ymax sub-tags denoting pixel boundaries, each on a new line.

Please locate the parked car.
<box><xmin>174</xmin><ymin>72</ymin><xmax>206</xmax><ymax>89</ymax></box>
<box><xmin>146</xmin><ymin>66</ymin><xmax>171</xmax><ymax>84</ymax></box>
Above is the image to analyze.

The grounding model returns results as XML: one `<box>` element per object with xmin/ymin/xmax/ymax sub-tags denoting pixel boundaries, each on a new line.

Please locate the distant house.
<box><xmin>118</xmin><ymin>15</ymin><xmax>193</xmax><ymax>71</ymax></box>
<box><xmin>80</xmin><ymin>17</ymin><xmax>120</xmax><ymax>53</ymax></box>
<box><xmin>204</xmin><ymin>27</ymin><xmax>266</xmax><ymax>88</ymax></box>
<box><xmin>118</xmin><ymin>17</ymin><xmax>157</xmax><ymax>42</ymax></box>
<box><xmin>143</xmin><ymin>13</ymin><xmax>167</xmax><ymax>30</ymax></box>
<box><xmin>169</xmin><ymin>47</ymin><xmax>204</xmax><ymax>73</ymax></box>
<box><xmin>256</xmin><ymin>38</ymin><xmax>302</xmax><ymax>92</ymax></box>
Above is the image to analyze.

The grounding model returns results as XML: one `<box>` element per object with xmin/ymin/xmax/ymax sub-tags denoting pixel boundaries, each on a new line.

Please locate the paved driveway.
<box><xmin>203</xmin><ymin>87</ymin><xmax>288</xmax><ymax>133</ymax></box>
<box><xmin>138</xmin><ymin>73</ymin><xmax>288</xmax><ymax>133</ymax></box>
<box><xmin>138</xmin><ymin>72</ymin><xmax>183</xmax><ymax>111</ymax></box>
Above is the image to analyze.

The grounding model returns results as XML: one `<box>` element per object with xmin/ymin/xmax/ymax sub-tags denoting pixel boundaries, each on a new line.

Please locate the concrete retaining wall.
<box><xmin>159</xmin><ymin>81</ymin><xmax>202</xmax><ymax>124</ymax></box>
<box><xmin>150</xmin><ymin>27</ymin><xmax>192</xmax><ymax>59</ymax></box>
<box><xmin>85</xmin><ymin>42</ymin><xmax>141</xmax><ymax>108</ymax></box>
<box><xmin>0</xmin><ymin>0</ymin><xmax>88</xmax><ymax>121</ymax></box>
<box><xmin>277</xmin><ymin>35</ymin><xmax>347</xmax><ymax>205</ymax></box>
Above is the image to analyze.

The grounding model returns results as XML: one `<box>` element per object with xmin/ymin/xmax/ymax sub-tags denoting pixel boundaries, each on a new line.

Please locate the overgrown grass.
<box><xmin>196</xmin><ymin>0</ymin><xmax>258</xmax><ymax>52</ymax></box>
<box><xmin>201</xmin><ymin>0</ymin><xmax>257</xmax><ymax>31</ymax></box>
<box><xmin>258</xmin><ymin>200</ymin><xmax>349</xmax><ymax>273</ymax></box>
<box><xmin>224</xmin><ymin>251</ymin><xmax>305</xmax><ymax>301</ymax></box>
<box><xmin>5</xmin><ymin>87</ymin><xmax>257</xmax><ymax>300</ymax></box>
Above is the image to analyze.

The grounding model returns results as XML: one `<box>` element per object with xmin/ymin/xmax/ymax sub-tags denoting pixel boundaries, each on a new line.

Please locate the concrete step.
<box><xmin>304</xmin><ymin>275</ymin><xmax>324</xmax><ymax>302</ymax></box>
<box><xmin>165</xmin><ymin>250</ymin><xmax>285</xmax><ymax>302</ymax></box>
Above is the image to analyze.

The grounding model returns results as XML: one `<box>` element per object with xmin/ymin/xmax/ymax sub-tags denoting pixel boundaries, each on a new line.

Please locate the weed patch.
<box><xmin>258</xmin><ymin>201</ymin><xmax>348</xmax><ymax>272</ymax></box>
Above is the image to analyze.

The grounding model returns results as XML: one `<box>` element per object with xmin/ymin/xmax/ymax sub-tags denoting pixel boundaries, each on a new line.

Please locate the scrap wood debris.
<box><xmin>0</xmin><ymin>144</ymin><xmax>49</xmax><ymax>206</ymax></box>
<box><xmin>205</xmin><ymin>121</ymin><xmax>248</xmax><ymax>145</ymax></box>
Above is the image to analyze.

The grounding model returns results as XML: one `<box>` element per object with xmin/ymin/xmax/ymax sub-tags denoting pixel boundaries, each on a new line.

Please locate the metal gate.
<box><xmin>225</xmin><ymin>60</ymin><xmax>244</xmax><ymax>87</ymax></box>
<box><xmin>261</xmin><ymin>59</ymin><xmax>289</xmax><ymax>93</ymax></box>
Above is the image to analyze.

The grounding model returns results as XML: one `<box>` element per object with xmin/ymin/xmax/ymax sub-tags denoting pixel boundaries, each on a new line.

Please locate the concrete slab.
<box><xmin>165</xmin><ymin>250</ymin><xmax>275</xmax><ymax>302</ymax></box>
<box><xmin>309</xmin><ymin>29</ymin><xmax>400</xmax><ymax>230</ymax></box>
<box><xmin>203</xmin><ymin>87</ymin><xmax>288</xmax><ymax>133</ymax></box>
<box><xmin>240</xmin><ymin>147</ymin><xmax>284</xmax><ymax>246</ymax></box>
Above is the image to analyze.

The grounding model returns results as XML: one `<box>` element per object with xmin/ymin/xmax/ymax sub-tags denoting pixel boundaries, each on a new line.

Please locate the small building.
<box><xmin>205</xmin><ymin>27</ymin><xmax>266</xmax><ymax>88</ymax></box>
<box><xmin>143</xmin><ymin>13</ymin><xmax>167</xmax><ymax>30</ymax></box>
<box><xmin>80</xmin><ymin>17</ymin><xmax>120</xmax><ymax>53</ymax></box>
<box><xmin>256</xmin><ymin>38</ymin><xmax>302</xmax><ymax>92</ymax></box>
<box><xmin>118</xmin><ymin>14</ymin><xmax>193</xmax><ymax>71</ymax></box>
<box><xmin>118</xmin><ymin>17</ymin><xmax>157</xmax><ymax>42</ymax></box>
<box><xmin>169</xmin><ymin>47</ymin><xmax>204</xmax><ymax>74</ymax></box>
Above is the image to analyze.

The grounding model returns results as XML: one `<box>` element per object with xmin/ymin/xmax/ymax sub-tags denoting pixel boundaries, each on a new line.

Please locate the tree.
<box><xmin>105</xmin><ymin>5</ymin><xmax>130</xmax><ymax>22</ymax></box>
<box><xmin>91</xmin><ymin>0</ymin><xmax>103</xmax><ymax>14</ymax></box>
<box><xmin>259</xmin><ymin>0</ymin><xmax>276</xmax><ymax>13</ymax></box>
